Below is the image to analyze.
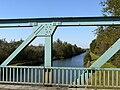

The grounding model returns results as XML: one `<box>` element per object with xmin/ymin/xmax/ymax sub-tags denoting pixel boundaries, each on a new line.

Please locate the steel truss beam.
<box><xmin>1</xmin><ymin>16</ymin><xmax>120</xmax><ymax>85</ymax></box>
<box><xmin>1</xmin><ymin>17</ymin><xmax>120</xmax><ymax>28</ymax></box>
<box><xmin>1</xmin><ymin>23</ymin><xmax>56</xmax><ymax>66</ymax></box>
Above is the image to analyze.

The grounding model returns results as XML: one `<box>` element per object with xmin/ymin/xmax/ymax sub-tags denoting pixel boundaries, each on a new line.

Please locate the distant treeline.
<box><xmin>0</xmin><ymin>38</ymin><xmax>85</xmax><ymax>66</ymax></box>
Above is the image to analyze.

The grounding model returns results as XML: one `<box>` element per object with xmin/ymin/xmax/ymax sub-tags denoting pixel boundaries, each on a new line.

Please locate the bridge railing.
<box><xmin>0</xmin><ymin>66</ymin><xmax>120</xmax><ymax>88</ymax></box>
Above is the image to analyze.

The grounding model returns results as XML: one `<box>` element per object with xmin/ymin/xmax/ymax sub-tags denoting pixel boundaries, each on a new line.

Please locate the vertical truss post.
<box><xmin>44</xmin><ymin>36</ymin><xmax>53</xmax><ymax>67</ymax></box>
<box><xmin>43</xmin><ymin>25</ymin><xmax>55</xmax><ymax>85</ymax></box>
<box><xmin>1</xmin><ymin>23</ymin><xmax>56</xmax><ymax>66</ymax></box>
<box><xmin>44</xmin><ymin>36</ymin><xmax>53</xmax><ymax>84</ymax></box>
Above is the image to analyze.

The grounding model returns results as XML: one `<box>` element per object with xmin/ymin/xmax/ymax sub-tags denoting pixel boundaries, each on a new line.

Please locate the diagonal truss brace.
<box><xmin>1</xmin><ymin>17</ymin><xmax>120</xmax><ymax>84</ymax></box>
<box><xmin>1</xmin><ymin>23</ymin><xmax>56</xmax><ymax>66</ymax></box>
<box><xmin>76</xmin><ymin>38</ymin><xmax>120</xmax><ymax>85</ymax></box>
<box><xmin>1</xmin><ymin>33</ymin><xmax>36</xmax><ymax>66</ymax></box>
<box><xmin>90</xmin><ymin>38</ymin><xmax>120</xmax><ymax>68</ymax></box>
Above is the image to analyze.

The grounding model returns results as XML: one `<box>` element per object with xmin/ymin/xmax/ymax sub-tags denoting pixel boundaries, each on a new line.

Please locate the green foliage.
<box><xmin>53</xmin><ymin>39</ymin><xmax>85</xmax><ymax>59</ymax></box>
<box><xmin>84</xmin><ymin>51</ymin><xmax>92</xmax><ymax>67</ymax></box>
<box><xmin>0</xmin><ymin>38</ymin><xmax>84</xmax><ymax>66</ymax></box>
<box><xmin>100</xmin><ymin>0</ymin><xmax>120</xmax><ymax>16</ymax></box>
<box><xmin>109</xmin><ymin>51</ymin><xmax>120</xmax><ymax>68</ymax></box>
<box><xmin>93</xmin><ymin>26</ymin><xmax>120</xmax><ymax>56</ymax></box>
<box><xmin>89</xmin><ymin>52</ymin><xmax>99</xmax><ymax>61</ymax></box>
<box><xmin>88</xmin><ymin>0</ymin><xmax>120</xmax><ymax>67</ymax></box>
<box><xmin>90</xmin><ymin>39</ymin><xmax>96</xmax><ymax>53</ymax></box>
<box><xmin>92</xmin><ymin>27</ymin><xmax>120</xmax><ymax>67</ymax></box>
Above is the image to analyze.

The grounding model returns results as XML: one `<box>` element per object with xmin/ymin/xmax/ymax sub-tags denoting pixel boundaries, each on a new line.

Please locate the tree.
<box><xmin>89</xmin><ymin>0</ymin><xmax>120</xmax><ymax>67</ymax></box>
<box><xmin>90</xmin><ymin>39</ymin><xmax>96</xmax><ymax>53</ymax></box>
<box><xmin>53</xmin><ymin>38</ymin><xmax>84</xmax><ymax>59</ymax></box>
<box><xmin>0</xmin><ymin>38</ymin><xmax>84</xmax><ymax>65</ymax></box>
<box><xmin>100</xmin><ymin>0</ymin><xmax>120</xmax><ymax>16</ymax></box>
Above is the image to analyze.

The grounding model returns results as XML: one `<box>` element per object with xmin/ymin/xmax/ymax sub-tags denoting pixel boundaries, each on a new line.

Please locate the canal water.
<box><xmin>51</xmin><ymin>53</ymin><xmax>85</xmax><ymax>84</ymax></box>
<box><xmin>0</xmin><ymin>53</ymin><xmax>86</xmax><ymax>84</ymax></box>
<box><xmin>53</xmin><ymin>52</ymin><xmax>85</xmax><ymax>67</ymax></box>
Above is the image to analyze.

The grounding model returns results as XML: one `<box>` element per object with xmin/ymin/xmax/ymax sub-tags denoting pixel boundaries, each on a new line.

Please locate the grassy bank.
<box><xmin>89</xmin><ymin>52</ymin><xmax>116</xmax><ymax>68</ymax></box>
<box><xmin>85</xmin><ymin>52</ymin><xmax>119</xmax><ymax>87</ymax></box>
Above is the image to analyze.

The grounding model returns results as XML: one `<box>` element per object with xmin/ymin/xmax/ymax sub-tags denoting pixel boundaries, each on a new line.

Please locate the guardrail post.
<box><xmin>44</xmin><ymin>68</ymin><xmax>52</xmax><ymax>85</ymax></box>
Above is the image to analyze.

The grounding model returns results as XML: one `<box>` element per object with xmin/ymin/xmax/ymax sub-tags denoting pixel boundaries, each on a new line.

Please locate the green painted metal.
<box><xmin>45</xmin><ymin>37</ymin><xmax>52</xmax><ymax>67</ymax></box>
<box><xmin>77</xmin><ymin>37</ymin><xmax>120</xmax><ymax>84</ymax></box>
<box><xmin>0</xmin><ymin>66</ymin><xmax>120</xmax><ymax>87</ymax></box>
<box><xmin>1</xmin><ymin>17</ymin><xmax>120</xmax><ymax>26</ymax></box>
<box><xmin>1</xmin><ymin>16</ymin><xmax>120</xmax><ymax>67</ymax></box>
<box><xmin>1</xmin><ymin>23</ymin><xmax>56</xmax><ymax>66</ymax></box>
<box><xmin>1</xmin><ymin>17</ymin><xmax>120</xmax><ymax>86</ymax></box>
<box><xmin>1</xmin><ymin>17</ymin><xmax>120</xmax><ymax>28</ymax></box>
<box><xmin>1</xmin><ymin>65</ymin><xmax>120</xmax><ymax>71</ymax></box>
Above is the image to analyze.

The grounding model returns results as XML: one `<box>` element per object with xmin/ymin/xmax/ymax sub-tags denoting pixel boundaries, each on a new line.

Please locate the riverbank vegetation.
<box><xmin>84</xmin><ymin>0</ymin><xmax>120</xmax><ymax>68</ymax></box>
<box><xmin>0</xmin><ymin>38</ymin><xmax>85</xmax><ymax>66</ymax></box>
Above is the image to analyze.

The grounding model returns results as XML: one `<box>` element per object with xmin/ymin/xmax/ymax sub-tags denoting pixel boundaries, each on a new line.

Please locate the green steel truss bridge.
<box><xmin>0</xmin><ymin>17</ymin><xmax>120</xmax><ymax>88</ymax></box>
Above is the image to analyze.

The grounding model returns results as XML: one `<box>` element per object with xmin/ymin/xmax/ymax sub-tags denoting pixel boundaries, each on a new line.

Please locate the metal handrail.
<box><xmin>0</xmin><ymin>66</ymin><xmax>120</xmax><ymax>88</ymax></box>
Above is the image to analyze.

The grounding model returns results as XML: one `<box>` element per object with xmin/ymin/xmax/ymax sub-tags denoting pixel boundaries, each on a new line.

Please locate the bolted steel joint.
<box><xmin>33</xmin><ymin>23</ymin><xmax>56</xmax><ymax>37</ymax></box>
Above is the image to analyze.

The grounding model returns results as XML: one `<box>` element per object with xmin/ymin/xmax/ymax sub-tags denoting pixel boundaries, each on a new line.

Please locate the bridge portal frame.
<box><xmin>0</xmin><ymin>16</ymin><xmax>120</xmax><ymax>68</ymax></box>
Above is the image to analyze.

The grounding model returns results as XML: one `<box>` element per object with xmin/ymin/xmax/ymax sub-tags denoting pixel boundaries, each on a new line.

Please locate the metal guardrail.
<box><xmin>0</xmin><ymin>66</ymin><xmax>120</xmax><ymax>88</ymax></box>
